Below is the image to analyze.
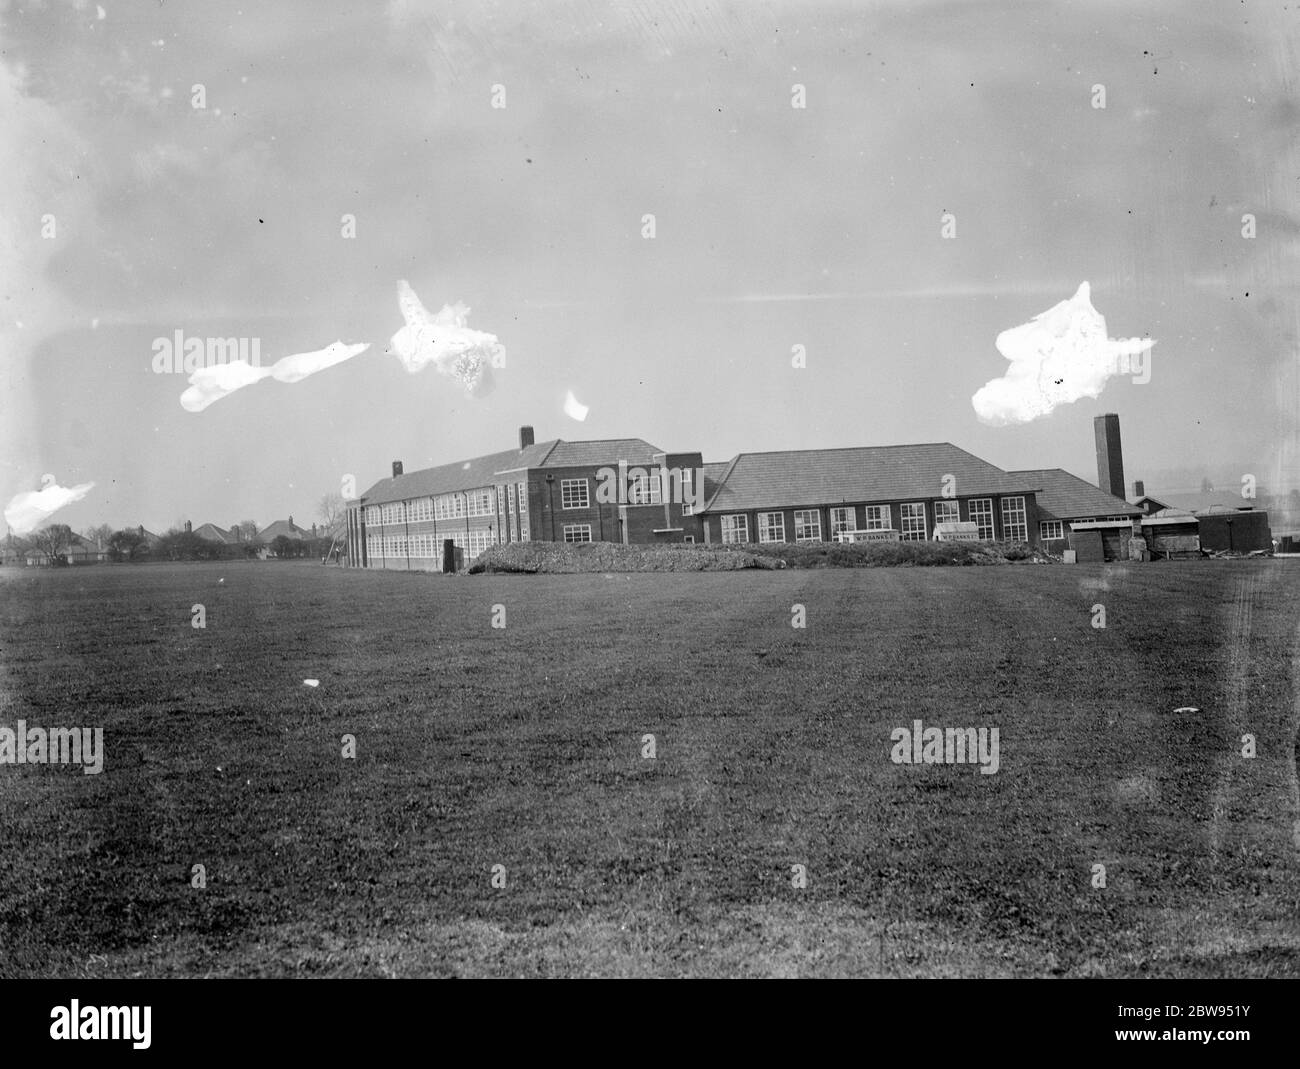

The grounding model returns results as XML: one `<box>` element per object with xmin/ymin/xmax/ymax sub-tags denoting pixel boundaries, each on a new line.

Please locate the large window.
<box><xmin>830</xmin><ymin>507</ymin><xmax>856</xmax><ymax>536</ymax></box>
<box><xmin>758</xmin><ymin>511</ymin><xmax>786</xmax><ymax>543</ymax></box>
<box><xmin>900</xmin><ymin>503</ymin><xmax>927</xmax><ymax>541</ymax></box>
<box><xmin>563</xmin><ymin>524</ymin><xmax>592</xmax><ymax>543</ymax></box>
<box><xmin>721</xmin><ymin>514</ymin><xmax>748</xmax><ymax>544</ymax></box>
<box><xmin>1040</xmin><ymin>520</ymin><xmax>1064</xmax><ymax>540</ymax></box>
<box><xmin>628</xmin><ymin>471</ymin><xmax>661</xmax><ymax>505</ymax></box>
<box><xmin>435</xmin><ymin>493</ymin><xmax>465</xmax><ymax>521</ymax></box>
<box><xmin>864</xmin><ymin>505</ymin><xmax>889</xmax><ymax>530</ymax></box>
<box><xmin>517</xmin><ymin>482</ymin><xmax>528</xmax><ymax>513</ymax></box>
<box><xmin>466</xmin><ymin>489</ymin><xmax>496</xmax><ymax>517</ymax></box>
<box><xmin>1001</xmin><ymin>496</ymin><xmax>1028</xmax><ymax>542</ymax></box>
<box><xmin>680</xmin><ymin>470</ymin><xmax>694</xmax><ymax>515</ymax></box>
<box><xmin>968</xmin><ymin>498</ymin><xmax>994</xmax><ymax>540</ymax></box>
<box><xmin>561</xmin><ymin>478</ymin><xmax>589</xmax><ymax>509</ymax></box>
<box><xmin>794</xmin><ymin>509</ymin><xmax>822</xmax><ymax>543</ymax></box>
<box><xmin>935</xmin><ymin>500</ymin><xmax>960</xmax><ymax>526</ymax></box>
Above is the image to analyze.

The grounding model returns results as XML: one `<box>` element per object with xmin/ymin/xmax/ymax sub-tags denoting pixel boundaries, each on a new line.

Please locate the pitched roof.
<box><xmin>1010</xmin><ymin>469</ymin><xmax>1142</xmax><ymax>520</ymax></box>
<box><xmin>259</xmin><ymin>518</ymin><xmax>313</xmax><ymax>541</ymax></box>
<box><xmin>539</xmin><ymin>438</ymin><xmax>661</xmax><ymax>468</ymax></box>
<box><xmin>700</xmin><ymin>443</ymin><xmax>1042</xmax><ymax>514</ymax></box>
<box><xmin>191</xmin><ymin>522</ymin><xmax>234</xmax><ymax>544</ymax></box>
<box><xmin>359</xmin><ymin>438</ymin><xmax>662</xmax><ymax>505</ymax></box>
<box><xmin>1137</xmin><ymin>490</ymin><xmax>1261</xmax><ymax>514</ymax></box>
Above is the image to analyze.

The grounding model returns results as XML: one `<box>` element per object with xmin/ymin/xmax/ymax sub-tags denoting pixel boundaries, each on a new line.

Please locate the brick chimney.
<box><xmin>1093</xmin><ymin>414</ymin><xmax>1125</xmax><ymax>499</ymax></box>
<box><xmin>392</xmin><ymin>460</ymin><xmax>404</xmax><ymax>478</ymax></box>
<box><xmin>184</xmin><ymin>520</ymin><xmax>192</xmax><ymax>534</ymax></box>
<box><xmin>519</xmin><ymin>425</ymin><xmax>535</xmax><ymax>449</ymax></box>
<box><xmin>1133</xmin><ymin>479</ymin><xmax>1145</xmax><ymax>499</ymax></box>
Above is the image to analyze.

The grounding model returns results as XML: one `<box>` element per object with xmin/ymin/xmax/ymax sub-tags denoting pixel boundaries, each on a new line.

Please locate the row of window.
<box><xmin>365</xmin><ymin>527</ymin><xmax>508</xmax><ymax>560</ymax></box>
<box><xmin>720</xmin><ymin>498</ymin><xmax>1028</xmax><ymax>544</ymax></box>
<box><xmin>364</xmin><ymin>483</ymin><xmax>529</xmax><ymax>527</ymax></box>
<box><xmin>1037</xmin><ymin>516</ymin><xmax>1132</xmax><ymax>540</ymax></box>
<box><xmin>559</xmin><ymin>475</ymin><xmax>693</xmax><ymax>513</ymax></box>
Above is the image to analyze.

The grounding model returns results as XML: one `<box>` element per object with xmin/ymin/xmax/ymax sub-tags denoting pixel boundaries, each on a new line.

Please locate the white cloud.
<box><xmin>563</xmin><ymin>389</ymin><xmax>589</xmax><ymax>421</ymax></box>
<box><xmin>4</xmin><ymin>481</ymin><xmax>96</xmax><ymax>535</ymax></box>
<box><xmin>387</xmin><ymin>280</ymin><xmax>502</xmax><ymax>397</ymax></box>
<box><xmin>972</xmin><ymin>282</ymin><xmax>1155</xmax><ymax>426</ymax></box>
<box><xmin>180</xmin><ymin>341</ymin><xmax>371</xmax><ymax>412</ymax></box>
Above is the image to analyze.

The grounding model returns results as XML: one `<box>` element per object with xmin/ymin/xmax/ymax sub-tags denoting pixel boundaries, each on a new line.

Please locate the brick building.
<box><xmin>346</xmin><ymin>428</ymin><xmax>1063</xmax><ymax>570</ymax></box>
<box><xmin>347</xmin><ymin>427</ymin><xmax>704</xmax><ymax>570</ymax></box>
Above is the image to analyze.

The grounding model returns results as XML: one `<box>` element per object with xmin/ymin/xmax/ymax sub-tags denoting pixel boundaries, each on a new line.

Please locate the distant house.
<box><xmin>258</xmin><ymin>516</ymin><xmax>313</xmax><ymax>543</ymax></box>
<box><xmin>190</xmin><ymin>522</ymin><xmax>237</xmax><ymax>545</ymax></box>
<box><xmin>67</xmin><ymin>533</ymin><xmax>108</xmax><ymax>564</ymax></box>
<box><xmin>257</xmin><ymin>516</ymin><xmax>316</xmax><ymax>558</ymax></box>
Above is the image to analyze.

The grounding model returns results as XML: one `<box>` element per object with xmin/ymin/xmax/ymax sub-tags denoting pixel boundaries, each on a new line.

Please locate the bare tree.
<box><xmin>30</xmin><ymin>523</ymin><xmax>74</xmax><ymax>565</ymax></box>
<box><xmin>317</xmin><ymin>492</ymin><xmax>345</xmax><ymax>534</ymax></box>
<box><xmin>83</xmin><ymin>523</ymin><xmax>114</xmax><ymax>548</ymax></box>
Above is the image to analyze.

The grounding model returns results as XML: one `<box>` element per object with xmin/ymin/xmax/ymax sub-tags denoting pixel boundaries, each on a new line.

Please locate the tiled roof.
<box><xmin>539</xmin><ymin>438</ymin><xmax>661</xmax><ymax>468</ymax></box>
<box><xmin>191</xmin><ymin>523</ymin><xmax>234</xmax><ymax>544</ymax></box>
<box><xmin>1011</xmin><ymin>469</ymin><xmax>1142</xmax><ymax>520</ymax></box>
<box><xmin>700</xmin><ymin>443</ymin><xmax>1042</xmax><ymax>514</ymax></box>
<box><xmin>359</xmin><ymin>438</ymin><xmax>663</xmax><ymax>505</ymax></box>
<box><xmin>360</xmin><ymin>441</ymin><xmax>560</xmax><ymax>504</ymax></box>
<box><xmin>258</xmin><ymin>519</ymin><xmax>313</xmax><ymax>541</ymax></box>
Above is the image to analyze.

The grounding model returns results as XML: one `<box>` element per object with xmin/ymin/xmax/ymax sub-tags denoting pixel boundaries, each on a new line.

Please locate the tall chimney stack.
<box><xmin>1094</xmin><ymin>413</ymin><xmax>1125</xmax><ymax>500</ymax></box>
<box><xmin>392</xmin><ymin>460</ymin><xmax>404</xmax><ymax>478</ymax></box>
<box><xmin>519</xmin><ymin>425</ymin><xmax>535</xmax><ymax>449</ymax></box>
<box><xmin>1133</xmin><ymin>479</ymin><xmax>1145</xmax><ymax>499</ymax></box>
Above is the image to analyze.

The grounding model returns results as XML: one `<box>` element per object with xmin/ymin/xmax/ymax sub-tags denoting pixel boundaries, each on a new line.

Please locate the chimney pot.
<box><xmin>519</xmin><ymin>425</ymin><xmax>535</xmax><ymax>449</ymax></box>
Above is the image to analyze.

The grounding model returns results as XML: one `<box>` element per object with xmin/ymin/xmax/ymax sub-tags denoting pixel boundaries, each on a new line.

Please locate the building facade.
<box><xmin>347</xmin><ymin>429</ymin><xmax>1064</xmax><ymax>570</ymax></box>
<box><xmin>347</xmin><ymin>427</ymin><xmax>705</xmax><ymax>570</ymax></box>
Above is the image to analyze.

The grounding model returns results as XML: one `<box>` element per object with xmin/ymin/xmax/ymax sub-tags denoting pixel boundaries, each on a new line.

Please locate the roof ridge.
<box><xmin>731</xmin><ymin>441</ymin><xmax>957</xmax><ymax>459</ymax></box>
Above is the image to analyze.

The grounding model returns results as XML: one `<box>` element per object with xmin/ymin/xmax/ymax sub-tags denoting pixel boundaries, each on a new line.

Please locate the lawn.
<box><xmin>0</xmin><ymin>559</ymin><xmax>1297</xmax><ymax>977</ymax></box>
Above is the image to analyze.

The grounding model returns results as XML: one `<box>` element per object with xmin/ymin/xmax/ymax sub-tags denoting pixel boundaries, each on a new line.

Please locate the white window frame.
<box><xmin>793</xmin><ymin>509</ymin><xmax>822</xmax><ymax>543</ymax></box>
<box><xmin>758</xmin><ymin>511</ymin><xmax>786</xmax><ymax>544</ymax></box>
<box><xmin>563</xmin><ymin>523</ymin><xmax>592</xmax><ymax>543</ymax></box>
<box><xmin>1040</xmin><ymin>520</ymin><xmax>1064</xmax><ymax>540</ymax></box>
<box><xmin>830</xmin><ymin>507</ymin><xmax>855</xmax><ymax>536</ymax></box>
<box><xmin>900</xmin><ymin>503</ymin><xmax>927</xmax><ymax>541</ymax></box>
<box><xmin>561</xmin><ymin>478</ymin><xmax>589</xmax><ymax>509</ymax></box>
<box><xmin>628</xmin><ymin>472</ymin><xmax>661</xmax><ymax>505</ymax></box>
<box><xmin>934</xmin><ymin>500</ymin><xmax>960</xmax><ymax>526</ymax></box>
<box><xmin>517</xmin><ymin>482</ymin><xmax>528</xmax><ymax>513</ymax></box>
<box><xmin>864</xmin><ymin>505</ymin><xmax>889</xmax><ymax>530</ymax></box>
<box><xmin>968</xmin><ymin>498</ymin><xmax>994</xmax><ymax>540</ymax></box>
<box><xmin>721</xmin><ymin>514</ymin><xmax>748</xmax><ymax>544</ymax></box>
<box><xmin>1001</xmin><ymin>496</ymin><xmax>1028</xmax><ymax>542</ymax></box>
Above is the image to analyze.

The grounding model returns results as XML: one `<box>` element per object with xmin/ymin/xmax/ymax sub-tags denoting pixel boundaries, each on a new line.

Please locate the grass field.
<box><xmin>1</xmin><ymin>559</ymin><xmax>1298</xmax><ymax>977</ymax></box>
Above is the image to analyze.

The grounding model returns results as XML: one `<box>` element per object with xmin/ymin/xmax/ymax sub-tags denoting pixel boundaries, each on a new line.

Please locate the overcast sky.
<box><xmin>3</xmin><ymin>0</ymin><xmax>1297</xmax><ymax>535</ymax></box>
